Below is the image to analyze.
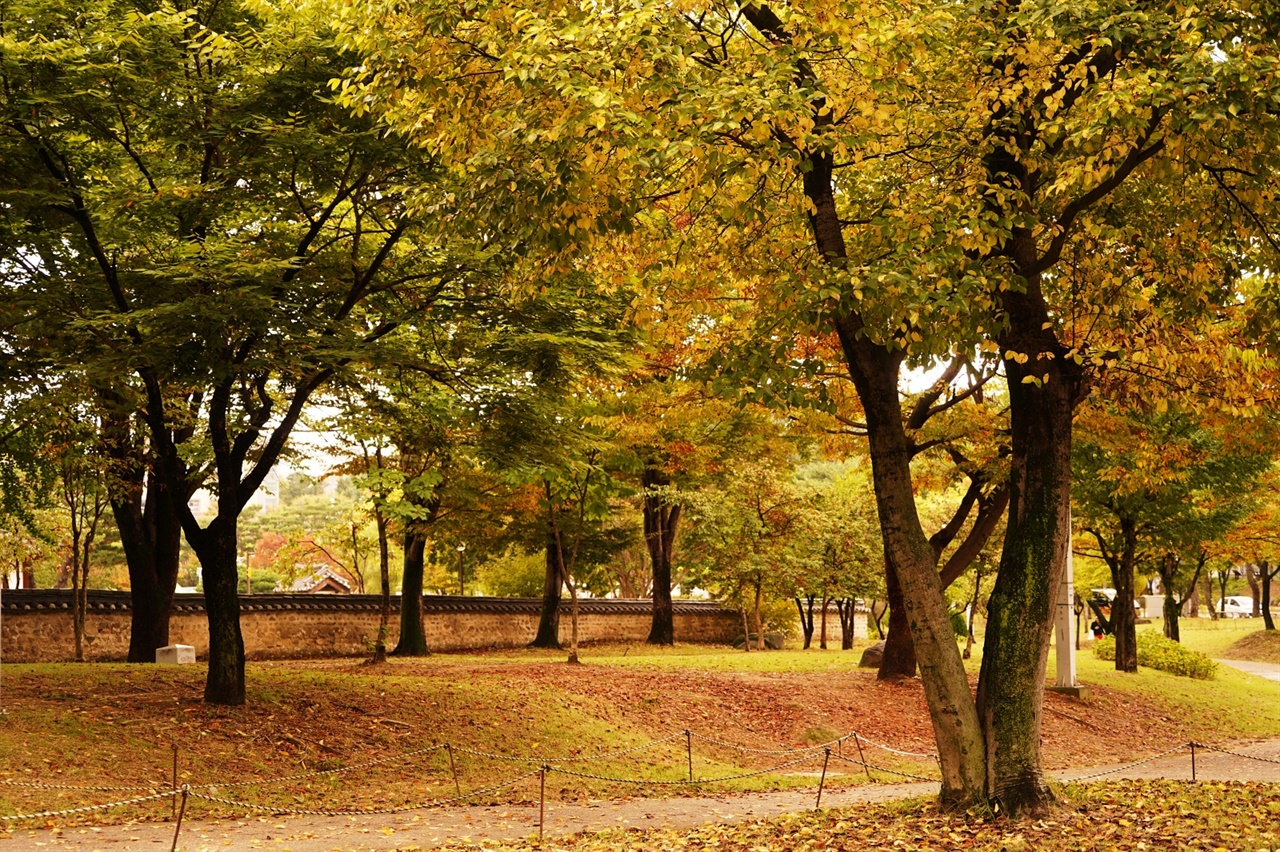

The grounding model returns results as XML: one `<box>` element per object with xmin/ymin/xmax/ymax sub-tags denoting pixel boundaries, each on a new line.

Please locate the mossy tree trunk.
<box><xmin>976</xmin><ymin>317</ymin><xmax>1079</xmax><ymax>815</ymax></box>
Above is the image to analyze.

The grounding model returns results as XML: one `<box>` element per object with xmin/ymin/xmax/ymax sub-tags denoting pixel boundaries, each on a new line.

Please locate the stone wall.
<box><xmin>0</xmin><ymin>590</ymin><xmax>742</xmax><ymax>662</ymax></box>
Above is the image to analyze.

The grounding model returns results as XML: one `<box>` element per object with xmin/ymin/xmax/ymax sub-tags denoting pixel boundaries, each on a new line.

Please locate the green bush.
<box><xmin>1094</xmin><ymin>633</ymin><xmax>1217</xmax><ymax>679</ymax></box>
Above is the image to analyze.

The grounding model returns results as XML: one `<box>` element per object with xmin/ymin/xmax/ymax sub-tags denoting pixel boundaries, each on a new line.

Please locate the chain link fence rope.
<box><xmin>549</xmin><ymin>752</ymin><xmax>822</xmax><ymax>785</ymax></box>
<box><xmin>851</xmin><ymin>734</ymin><xmax>940</xmax><ymax>760</ymax></box>
<box><xmin>690</xmin><ymin>731</ymin><xmax>856</xmax><ymax>756</ymax></box>
<box><xmin>827</xmin><ymin>751</ymin><xmax>941</xmax><ymax>783</ymax></box>
<box><xmin>1064</xmin><ymin>742</ymin><xmax>1192</xmax><ymax>782</ymax></box>
<box><xmin>195</xmin><ymin>744</ymin><xmax>448</xmax><ymax>789</ymax></box>
<box><xmin>1191</xmin><ymin>742</ymin><xmax>1280</xmax><ymax>766</ymax></box>
<box><xmin>0</xmin><ymin>790</ymin><xmax>174</xmax><ymax>822</ymax></box>
<box><xmin>186</xmin><ymin>768</ymin><xmax>542</xmax><ymax>817</ymax></box>
<box><xmin>451</xmin><ymin>732</ymin><xmax>686</xmax><ymax>763</ymax></box>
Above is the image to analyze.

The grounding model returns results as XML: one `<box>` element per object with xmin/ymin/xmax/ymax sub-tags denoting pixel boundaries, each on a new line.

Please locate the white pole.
<box><xmin>1055</xmin><ymin>510</ymin><xmax>1077</xmax><ymax>688</ymax></box>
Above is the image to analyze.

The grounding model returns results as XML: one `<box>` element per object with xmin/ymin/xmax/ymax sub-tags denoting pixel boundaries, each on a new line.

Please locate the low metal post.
<box><xmin>171</xmin><ymin>742</ymin><xmax>179</xmax><ymax>818</ymax></box>
<box><xmin>446</xmin><ymin>744</ymin><xmax>461</xmax><ymax>796</ymax></box>
<box><xmin>169</xmin><ymin>786</ymin><xmax>188</xmax><ymax>852</ymax></box>
<box><xmin>685</xmin><ymin>730</ymin><xmax>694</xmax><ymax>783</ymax></box>
<box><xmin>538</xmin><ymin>765</ymin><xmax>548</xmax><ymax>845</ymax></box>
<box><xmin>853</xmin><ymin>733</ymin><xmax>872</xmax><ymax>782</ymax></box>
<box><xmin>815</xmin><ymin>748</ymin><xmax>830</xmax><ymax>810</ymax></box>
<box><xmin>1191</xmin><ymin>741</ymin><xmax>1197</xmax><ymax>782</ymax></box>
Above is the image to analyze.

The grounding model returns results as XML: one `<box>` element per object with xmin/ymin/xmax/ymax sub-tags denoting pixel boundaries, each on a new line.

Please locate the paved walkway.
<box><xmin>1219</xmin><ymin>659</ymin><xmax>1280</xmax><ymax>682</ymax></box>
<box><xmin>7</xmin><ymin>738</ymin><xmax>1280</xmax><ymax>852</ymax></box>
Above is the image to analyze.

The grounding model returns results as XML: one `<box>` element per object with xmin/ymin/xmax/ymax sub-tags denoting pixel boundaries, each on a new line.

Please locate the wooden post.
<box><xmin>853</xmin><ymin>733</ymin><xmax>872</xmax><ymax>782</ymax></box>
<box><xmin>1191</xmin><ymin>741</ymin><xmax>1197</xmax><ymax>782</ymax></box>
<box><xmin>815</xmin><ymin>749</ymin><xmax>830</xmax><ymax>810</ymax></box>
<box><xmin>446</xmin><ymin>744</ymin><xmax>461</xmax><ymax>796</ymax></box>
<box><xmin>685</xmin><ymin>730</ymin><xmax>694</xmax><ymax>782</ymax></box>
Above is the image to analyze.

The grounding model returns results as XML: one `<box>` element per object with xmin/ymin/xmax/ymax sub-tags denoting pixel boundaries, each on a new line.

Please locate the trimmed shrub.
<box><xmin>1094</xmin><ymin>633</ymin><xmax>1217</xmax><ymax>679</ymax></box>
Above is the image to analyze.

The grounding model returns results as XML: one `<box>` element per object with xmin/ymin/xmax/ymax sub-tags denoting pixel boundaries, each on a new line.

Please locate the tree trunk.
<box><xmin>836</xmin><ymin>599</ymin><xmax>855</xmax><ymax>650</ymax></box>
<box><xmin>819</xmin><ymin>591</ymin><xmax>829</xmax><ymax>650</ymax></box>
<box><xmin>189</xmin><ymin>518</ymin><xmax>246</xmax><ymax>706</ymax></box>
<box><xmin>100</xmin><ymin>402</ymin><xmax>190</xmax><ymax>664</ymax></box>
<box><xmin>393</xmin><ymin>530</ymin><xmax>430</xmax><ymax>656</ymax></box>
<box><xmin>567</xmin><ymin>576</ymin><xmax>580</xmax><ymax>664</ymax></box>
<box><xmin>1263</xmin><ymin>562</ymin><xmax>1276</xmax><ymax>631</ymax></box>
<box><xmin>975</xmin><ymin>340</ymin><xmax>1077</xmax><ymax>815</ymax></box>
<box><xmin>643</xmin><ymin>466</ymin><xmax>680</xmax><ymax>645</ymax></box>
<box><xmin>115</xmin><ymin>483</ymin><xmax>184</xmax><ymax>663</ymax></box>
<box><xmin>796</xmin><ymin>595</ymin><xmax>816</xmax><ymax>649</ymax></box>
<box><xmin>878</xmin><ymin>561</ymin><xmax>917</xmax><ymax>678</ymax></box>
<box><xmin>371</xmin><ymin>509</ymin><xmax>390</xmax><ymax>664</ymax></box>
<box><xmin>530</xmin><ymin>525</ymin><xmax>562</xmax><ymax>648</ymax></box>
<box><xmin>837</xmin><ymin>324</ymin><xmax>987</xmax><ymax>809</ymax></box>
<box><xmin>1158</xmin><ymin>555</ymin><xmax>1180</xmax><ymax>641</ymax></box>
<box><xmin>964</xmin><ymin>563</ymin><xmax>983</xmax><ymax>661</ymax></box>
<box><xmin>1109</xmin><ymin>520</ymin><xmax>1139</xmax><ymax>673</ymax></box>
<box><xmin>869</xmin><ymin>600</ymin><xmax>887</xmax><ymax>639</ymax></box>
<box><xmin>1202</xmin><ymin>571</ymin><xmax>1218</xmax><ymax>620</ymax></box>
<box><xmin>1248</xmin><ymin>565</ymin><xmax>1262</xmax><ymax>617</ymax></box>
<box><xmin>753</xmin><ymin>576</ymin><xmax>764</xmax><ymax>651</ymax></box>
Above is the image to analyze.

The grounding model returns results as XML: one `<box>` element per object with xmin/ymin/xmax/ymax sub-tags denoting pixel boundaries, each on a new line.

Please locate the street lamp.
<box><xmin>456</xmin><ymin>544</ymin><xmax>467</xmax><ymax>596</ymax></box>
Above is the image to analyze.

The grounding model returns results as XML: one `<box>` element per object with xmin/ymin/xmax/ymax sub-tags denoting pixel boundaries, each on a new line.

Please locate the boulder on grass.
<box><xmin>859</xmin><ymin>640</ymin><xmax>885</xmax><ymax>669</ymax></box>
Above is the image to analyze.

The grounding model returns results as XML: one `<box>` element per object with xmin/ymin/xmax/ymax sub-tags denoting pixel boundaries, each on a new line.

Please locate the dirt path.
<box><xmin>6</xmin><ymin>739</ymin><xmax>1280</xmax><ymax>852</ymax></box>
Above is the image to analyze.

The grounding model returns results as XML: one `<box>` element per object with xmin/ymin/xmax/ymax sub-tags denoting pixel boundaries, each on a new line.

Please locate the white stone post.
<box><xmin>1054</xmin><ymin>534</ymin><xmax>1077</xmax><ymax>688</ymax></box>
<box><xmin>1050</xmin><ymin>510</ymin><xmax>1089</xmax><ymax>697</ymax></box>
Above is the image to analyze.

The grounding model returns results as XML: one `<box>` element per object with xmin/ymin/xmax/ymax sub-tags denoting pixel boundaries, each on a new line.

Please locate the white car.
<box><xmin>1218</xmin><ymin>596</ymin><xmax>1255</xmax><ymax>618</ymax></box>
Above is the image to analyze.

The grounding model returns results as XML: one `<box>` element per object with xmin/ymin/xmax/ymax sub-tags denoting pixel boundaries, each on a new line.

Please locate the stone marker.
<box><xmin>156</xmin><ymin>644</ymin><xmax>196</xmax><ymax>664</ymax></box>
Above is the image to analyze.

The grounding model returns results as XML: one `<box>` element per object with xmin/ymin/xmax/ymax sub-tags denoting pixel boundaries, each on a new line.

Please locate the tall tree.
<box><xmin>1074</xmin><ymin>406</ymin><xmax>1271</xmax><ymax>663</ymax></box>
<box><xmin>1</xmin><ymin>0</ymin><xmax>460</xmax><ymax>703</ymax></box>
<box><xmin>339</xmin><ymin>0</ymin><xmax>1280</xmax><ymax>811</ymax></box>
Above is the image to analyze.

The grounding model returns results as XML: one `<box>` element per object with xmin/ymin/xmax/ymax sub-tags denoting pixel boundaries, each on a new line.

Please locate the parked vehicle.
<box><xmin>1217</xmin><ymin>596</ymin><xmax>1255</xmax><ymax>618</ymax></box>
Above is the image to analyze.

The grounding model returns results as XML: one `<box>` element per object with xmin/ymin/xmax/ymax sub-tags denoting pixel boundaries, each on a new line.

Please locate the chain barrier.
<box><xmin>451</xmin><ymin>732</ymin><xmax>686</xmax><ymax>764</ymax></box>
<box><xmin>851</xmin><ymin>734</ymin><xmax>940</xmax><ymax>760</ymax></box>
<box><xmin>187</xmin><ymin>768</ymin><xmax>542</xmax><ymax>817</ymax></box>
<box><xmin>1066</xmin><ymin>742</ymin><xmax>1193</xmax><ymax>782</ymax></box>
<box><xmin>0</xmin><ymin>723</ymin><xmax>1015</xmax><ymax>825</ymax></box>
<box><xmin>1191</xmin><ymin>742</ymin><xmax>1280</xmax><ymax>767</ymax></box>
<box><xmin>0</xmin><ymin>745</ymin><xmax>450</xmax><ymax>795</ymax></box>
<box><xmin>0</xmin><ymin>790</ymin><xmax>173</xmax><ymax>822</ymax></box>
<box><xmin>0</xmin><ymin>777</ymin><xmax>164</xmax><ymax>793</ymax></box>
<box><xmin>549</xmin><ymin>752</ymin><xmax>821</xmax><ymax>785</ymax></box>
<box><xmin>193</xmin><ymin>744</ymin><xmax>448</xmax><ymax>789</ymax></box>
<box><xmin>690</xmin><ymin>731</ymin><xmax>856</xmax><ymax>756</ymax></box>
<box><xmin>827</xmin><ymin>751</ymin><xmax>940</xmax><ymax>783</ymax></box>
